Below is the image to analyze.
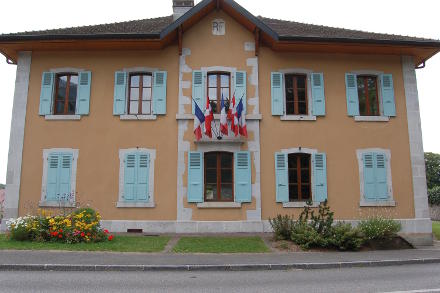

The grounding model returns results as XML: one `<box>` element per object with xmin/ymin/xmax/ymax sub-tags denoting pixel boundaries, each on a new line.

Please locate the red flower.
<box><xmin>59</xmin><ymin>229</ymin><xmax>63</xmax><ymax>233</ymax></box>
<box><xmin>104</xmin><ymin>229</ymin><xmax>109</xmax><ymax>234</ymax></box>
<box><xmin>87</xmin><ymin>232</ymin><xmax>91</xmax><ymax>236</ymax></box>
<box><xmin>58</xmin><ymin>234</ymin><xmax>62</xmax><ymax>238</ymax></box>
<box><xmin>108</xmin><ymin>235</ymin><xmax>114</xmax><ymax>241</ymax></box>
<box><xmin>81</xmin><ymin>232</ymin><xmax>85</xmax><ymax>237</ymax></box>
<box><xmin>54</xmin><ymin>231</ymin><xmax>58</xmax><ymax>236</ymax></box>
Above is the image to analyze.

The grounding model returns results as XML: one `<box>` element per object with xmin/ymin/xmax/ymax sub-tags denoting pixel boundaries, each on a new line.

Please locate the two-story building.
<box><xmin>1</xmin><ymin>0</ymin><xmax>439</xmax><ymax>245</ymax></box>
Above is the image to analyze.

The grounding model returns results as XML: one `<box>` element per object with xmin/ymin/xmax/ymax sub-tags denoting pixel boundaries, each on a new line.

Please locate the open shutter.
<box><xmin>58</xmin><ymin>153</ymin><xmax>73</xmax><ymax>201</ymax></box>
<box><xmin>275</xmin><ymin>153</ymin><xmax>289</xmax><ymax>203</ymax></box>
<box><xmin>192</xmin><ymin>71</ymin><xmax>205</xmax><ymax>114</ymax></box>
<box><xmin>76</xmin><ymin>71</ymin><xmax>91</xmax><ymax>115</ymax></box>
<box><xmin>113</xmin><ymin>71</ymin><xmax>127</xmax><ymax>115</ymax></box>
<box><xmin>46</xmin><ymin>153</ymin><xmax>60</xmax><ymax>200</ymax></box>
<box><xmin>124</xmin><ymin>153</ymin><xmax>136</xmax><ymax>201</ymax></box>
<box><xmin>136</xmin><ymin>153</ymin><xmax>150</xmax><ymax>201</ymax></box>
<box><xmin>271</xmin><ymin>72</ymin><xmax>284</xmax><ymax>115</ymax></box>
<box><xmin>313</xmin><ymin>153</ymin><xmax>328</xmax><ymax>202</ymax></box>
<box><xmin>375</xmin><ymin>153</ymin><xmax>389</xmax><ymax>200</ymax></box>
<box><xmin>381</xmin><ymin>74</ymin><xmax>396</xmax><ymax>117</ymax></box>
<box><xmin>39</xmin><ymin>72</ymin><xmax>55</xmax><ymax>115</ymax></box>
<box><xmin>363</xmin><ymin>153</ymin><xmax>376</xmax><ymax>201</ymax></box>
<box><xmin>187</xmin><ymin>152</ymin><xmax>203</xmax><ymax>203</ymax></box>
<box><xmin>345</xmin><ymin>73</ymin><xmax>359</xmax><ymax>116</ymax></box>
<box><xmin>235</xmin><ymin>71</ymin><xmax>247</xmax><ymax>114</ymax></box>
<box><xmin>234</xmin><ymin>151</ymin><xmax>252</xmax><ymax>203</ymax></box>
<box><xmin>152</xmin><ymin>71</ymin><xmax>167</xmax><ymax>115</ymax></box>
<box><xmin>311</xmin><ymin>73</ymin><xmax>326</xmax><ymax>116</ymax></box>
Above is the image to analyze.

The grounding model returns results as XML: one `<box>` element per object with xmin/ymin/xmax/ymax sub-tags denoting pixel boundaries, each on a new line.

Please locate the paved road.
<box><xmin>1</xmin><ymin>264</ymin><xmax>440</xmax><ymax>293</ymax></box>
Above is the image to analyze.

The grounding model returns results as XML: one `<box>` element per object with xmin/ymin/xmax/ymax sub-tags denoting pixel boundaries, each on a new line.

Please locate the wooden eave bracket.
<box><xmin>178</xmin><ymin>25</ymin><xmax>183</xmax><ymax>56</ymax></box>
<box><xmin>254</xmin><ymin>27</ymin><xmax>261</xmax><ymax>56</ymax></box>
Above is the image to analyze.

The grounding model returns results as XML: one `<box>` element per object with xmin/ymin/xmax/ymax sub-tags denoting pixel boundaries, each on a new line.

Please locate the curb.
<box><xmin>1</xmin><ymin>258</ymin><xmax>440</xmax><ymax>272</ymax></box>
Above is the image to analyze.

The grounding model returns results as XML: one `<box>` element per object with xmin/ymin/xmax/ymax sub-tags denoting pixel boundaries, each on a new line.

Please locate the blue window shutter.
<box><xmin>375</xmin><ymin>153</ymin><xmax>389</xmax><ymax>200</ymax></box>
<box><xmin>234</xmin><ymin>151</ymin><xmax>252</xmax><ymax>203</ymax></box>
<box><xmin>271</xmin><ymin>72</ymin><xmax>284</xmax><ymax>115</ymax></box>
<box><xmin>363</xmin><ymin>153</ymin><xmax>376</xmax><ymax>201</ymax></box>
<box><xmin>381</xmin><ymin>74</ymin><xmax>396</xmax><ymax>117</ymax></box>
<box><xmin>188</xmin><ymin>152</ymin><xmax>203</xmax><ymax>203</ymax></box>
<box><xmin>313</xmin><ymin>153</ymin><xmax>328</xmax><ymax>202</ymax></box>
<box><xmin>345</xmin><ymin>73</ymin><xmax>359</xmax><ymax>116</ymax></box>
<box><xmin>136</xmin><ymin>153</ymin><xmax>150</xmax><ymax>201</ymax></box>
<box><xmin>192</xmin><ymin>71</ymin><xmax>205</xmax><ymax>114</ymax></box>
<box><xmin>113</xmin><ymin>71</ymin><xmax>127</xmax><ymax>115</ymax></box>
<box><xmin>39</xmin><ymin>72</ymin><xmax>55</xmax><ymax>115</ymax></box>
<box><xmin>152</xmin><ymin>71</ymin><xmax>167</xmax><ymax>115</ymax></box>
<box><xmin>46</xmin><ymin>153</ymin><xmax>60</xmax><ymax>200</ymax></box>
<box><xmin>76</xmin><ymin>71</ymin><xmax>91</xmax><ymax>115</ymax></box>
<box><xmin>124</xmin><ymin>153</ymin><xmax>136</xmax><ymax>201</ymax></box>
<box><xmin>235</xmin><ymin>71</ymin><xmax>247</xmax><ymax>114</ymax></box>
<box><xmin>58</xmin><ymin>153</ymin><xmax>73</xmax><ymax>201</ymax></box>
<box><xmin>311</xmin><ymin>73</ymin><xmax>326</xmax><ymax>116</ymax></box>
<box><xmin>275</xmin><ymin>152</ymin><xmax>289</xmax><ymax>203</ymax></box>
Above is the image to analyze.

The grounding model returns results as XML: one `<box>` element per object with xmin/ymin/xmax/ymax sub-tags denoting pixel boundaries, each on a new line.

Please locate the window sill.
<box><xmin>116</xmin><ymin>201</ymin><xmax>155</xmax><ymax>208</ymax></box>
<box><xmin>39</xmin><ymin>201</ymin><xmax>76</xmax><ymax>208</ymax></box>
<box><xmin>197</xmin><ymin>202</ymin><xmax>241</xmax><ymax>209</ymax></box>
<box><xmin>282</xmin><ymin>201</ymin><xmax>320</xmax><ymax>208</ymax></box>
<box><xmin>120</xmin><ymin>115</ymin><xmax>157</xmax><ymax>120</ymax></box>
<box><xmin>280</xmin><ymin>115</ymin><xmax>316</xmax><ymax>121</ymax></box>
<box><xmin>359</xmin><ymin>200</ymin><xmax>396</xmax><ymax>207</ymax></box>
<box><xmin>354</xmin><ymin>116</ymin><xmax>390</xmax><ymax>122</ymax></box>
<box><xmin>45</xmin><ymin>115</ymin><xmax>81</xmax><ymax>121</ymax></box>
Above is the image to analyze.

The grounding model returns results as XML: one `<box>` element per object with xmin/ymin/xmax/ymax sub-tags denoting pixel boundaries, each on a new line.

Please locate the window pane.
<box><xmin>205</xmin><ymin>184</ymin><xmax>217</xmax><ymax>200</ymax></box>
<box><xmin>301</xmin><ymin>185</ymin><xmax>311</xmax><ymax>200</ymax></box>
<box><xmin>297</xmin><ymin>89</ymin><xmax>306</xmax><ymax>102</ymax></box>
<box><xmin>220</xmin><ymin>184</ymin><xmax>233</xmax><ymax>201</ymax></box>
<box><xmin>208</xmin><ymin>88</ymin><xmax>217</xmax><ymax>101</ymax></box>
<box><xmin>205</xmin><ymin>153</ymin><xmax>217</xmax><ymax>168</ymax></box>
<box><xmin>298</xmin><ymin>102</ymin><xmax>307</xmax><ymax>114</ymax></box>
<box><xmin>220</xmin><ymin>75</ymin><xmax>229</xmax><ymax>87</ymax></box>
<box><xmin>143</xmin><ymin>75</ymin><xmax>152</xmax><ymax>87</ymax></box>
<box><xmin>288</xmin><ymin>154</ymin><xmax>297</xmax><ymax>168</ymax></box>
<box><xmin>221</xmin><ymin>169</ymin><xmax>232</xmax><ymax>183</ymax></box>
<box><xmin>130</xmin><ymin>88</ymin><xmax>139</xmax><ymax>101</ymax></box>
<box><xmin>56</xmin><ymin>101</ymin><xmax>65</xmax><ymax>114</ymax></box>
<box><xmin>297</xmin><ymin>76</ymin><xmax>306</xmax><ymax>88</ymax></box>
<box><xmin>142</xmin><ymin>101</ymin><xmax>151</xmax><ymax>114</ymax></box>
<box><xmin>57</xmin><ymin>76</ymin><xmax>67</xmax><ymax>100</ymax></box>
<box><xmin>221</xmin><ymin>153</ymin><xmax>233</xmax><ymax>168</ymax></box>
<box><xmin>206</xmin><ymin>169</ymin><xmax>217</xmax><ymax>183</ymax></box>
<box><xmin>129</xmin><ymin>101</ymin><xmax>139</xmax><ymax>114</ymax></box>
<box><xmin>289</xmin><ymin>184</ymin><xmax>298</xmax><ymax>201</ymax></box>
<box><xmin>208</xmin><ymin>75</ymin><xmax>217</xmax><ymax>87</ymax></box>
<box><xmin>69</xmin><ymin>76</ymin><xmax>78</xmax><ymax>102</ymax></box>
<box><xmin>285</xmin><ymin>88</ymin><xmax>294</xmax><ymax>102</ymax></box>
<box><xmin>301</xmin><ymin>170</ymin><xmax>310</xmax><ymax>183</ymax></box>
<box><xmin>142</xmin><ymin>88</ymin><xmax>152</xmax><ymax>100</ymax></box>
<box><xmin>368</xmin><ymin>77</ymin><xmax>379</xmax><ymax>115</ymax></box>
<box><xmin>357</xmin><ymin>77</ymin><xmax>367</xmax><ymax>115</ymax></box>
<box><xmin>285</xmin><ymin>75</ymin><xmax>293</xmax><ymax>89</ymax></box>
<box><xmin>300</xmin><ymin>155</ymin><xmax>310</xmax><ymax>168</ymax></box>
<box><xmin>285</xmin><ymin>103</ymin><xmax>294</xmax><ymax>115</ymax></box>
<box><xmin>131</xmin><ymin>75</ymin><xmax>140</xmax><ymax>87</ymax></box>
<box><xmin>221</xmin><ymin>88</ymin><xmax>229</xmax><ymax>100</ymax></box>
<box><xmin>68</xmin><ymin>100</ymin><xmax>76</xmax><ymax>114</ymax></box>
<box><xmin>289</xmin><ymin>169</ymin><xmax>297</xmax><ymax>183</ymax></box>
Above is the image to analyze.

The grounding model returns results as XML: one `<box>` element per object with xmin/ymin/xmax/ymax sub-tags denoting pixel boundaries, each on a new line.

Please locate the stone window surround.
<box><xmin>39</xmin><ymin>148</ymin><xmax>79</xmax><ymax>208</ymax></box>
<box><xmin>349</xmin><ymin>69</ymin><xmax>391</xmax><ymax>122</ymax></box>
<box><xmin>117</xmin><ymin>148</ymin><xmax>156</xmax><ymax>208</ymax></box>
<box><xmin>119</xmin><ymin>67</ymin><xmax>160</xmax><ymax>121</ymax></box>
<box><xmin>279</xmin><ymin>147</ymin><xmax>320</xmax><ymax>208</ymax></box>
<box><xmin>44</xmin><ymin>68</ymin><xmax>86</xmax><ymax>121</ymax></box>
<box><xmin>356</xmin><ymin>148</ymin><xmax>395</xmax><ymax>207</ymax></box>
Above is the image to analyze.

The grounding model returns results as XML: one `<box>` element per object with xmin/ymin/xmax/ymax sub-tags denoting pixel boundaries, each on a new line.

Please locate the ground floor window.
<box><xmin>204</xmin><ymin>152</ymin><xmax>233</xmax><ymax>202</ymax></box>
<box><xmin>288</xmin><ymin>153</ymin><xmax>311</xmax><ymax>202</ymax></box>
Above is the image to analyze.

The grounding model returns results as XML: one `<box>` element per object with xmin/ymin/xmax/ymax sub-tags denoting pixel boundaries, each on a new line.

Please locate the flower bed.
<box><xmin>6</xmin><ymin>208</ymin><xmax>113</xmax><ymax>243</ymax></box>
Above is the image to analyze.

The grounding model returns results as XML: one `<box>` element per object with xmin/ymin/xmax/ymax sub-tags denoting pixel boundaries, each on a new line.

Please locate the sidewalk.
<box><xmin>1</xmin><ymin>247</ymin><xmax>440</xmax><ymax>271</ymax></box>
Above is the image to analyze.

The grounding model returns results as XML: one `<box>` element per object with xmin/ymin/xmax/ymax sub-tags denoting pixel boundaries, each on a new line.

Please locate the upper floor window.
<box><xmin>357</xmin><ymin>75</ymin><xmax>379</xmax><ymax>116</ymax></box>
<box><xmin>128</xmin><ymin>73</ymin><xmax>153</xmax><ymax>115</ymax></box>
<box><xmin>288</xmin><ymin>153</ymin><xmax>311</xmax><ymax>202</ymax></box>
<box><xmin>285</xmin><ymin>74</ymin><xmax>307</xmax><ymax>115</ymax></box>
<box><xmin>207</xmin><ymin>72</ymin><xmax>230</xmax><ymax>113</ymax></box>
<box><xmin>205</xmin><ymin>152</ymin><xmax>233</xmax><ymax>202</ymax></box>
<box><xmin>54</xmin><ymin>73</ymin><xmax>78</xmax><ymax>115</ymax></box>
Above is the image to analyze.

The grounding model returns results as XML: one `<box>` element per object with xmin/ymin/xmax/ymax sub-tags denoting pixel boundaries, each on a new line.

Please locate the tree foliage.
<box><xmin>425</xmin><ymin>152</ymin><xmax>440</xmax><ymax>190</ymax></box>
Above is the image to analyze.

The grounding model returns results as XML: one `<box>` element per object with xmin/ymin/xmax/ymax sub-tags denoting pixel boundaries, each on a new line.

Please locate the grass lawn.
<box><xmin>433</xmin><ymin>221</ymin><xmax>440</xmax><ymax>240</ymax></box>
<box><xmin>0</xmin><ymin>234</ymin><xmax>170</xmax><ymax>253</ymax></box>
<box><xmin>172</xmin><ymin>236</ymin><xmax>270</xmax><ymax>253</ymax></box>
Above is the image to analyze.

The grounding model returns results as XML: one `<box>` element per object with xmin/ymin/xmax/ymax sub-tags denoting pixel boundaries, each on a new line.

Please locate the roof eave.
<box><xmin>0</xmin><ymin>33</ymin><xmax>162</xmax><ymax>42</ymax></box>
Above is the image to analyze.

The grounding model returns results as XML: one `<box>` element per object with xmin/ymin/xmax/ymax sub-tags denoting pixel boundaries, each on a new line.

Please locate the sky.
<box><xmin>0</xmin><ymin>0</ymin><xmax>439</xmax><ymax>184</ymax></box>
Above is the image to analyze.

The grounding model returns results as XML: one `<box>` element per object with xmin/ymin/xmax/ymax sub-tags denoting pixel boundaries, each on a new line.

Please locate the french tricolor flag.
<box><xmin>204</xmin><ymin>96</ymin><xmax>213</xmax><ymax>138</ymax></box>
<box><xmin>230</xmin><ymin>95</ymin><xmax>238</xmax><ymax>136</ymax></box>
<box><xmin>194</xmin><ymin>101</ymin><xmax>205</xmax><ymax>141</ymax></box>
<box><xmin>236</xmin><ymin>98</ymin><xmax>247</xmax><ymax>138</ymax></box>
<box><xmin>220</xmin><ymin>94</ymin><xmax>228</xmax><ymax>136</ymax></box>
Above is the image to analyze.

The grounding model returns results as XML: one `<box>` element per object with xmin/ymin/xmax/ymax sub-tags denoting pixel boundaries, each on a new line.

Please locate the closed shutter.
<box><xmin>275</xmin><ymin>152</ymin><xmax>289</xmax><ymax>203</ymax></box>
<box><xmin>271</xmin><ymin>72</ymin><xmax>284</xmax><ymax>115</ymax></box>
<box><xmin>187</xmin><ymin>152</ymin><xmax>203</xmax><ymax>202</ymax></box>
<box><xmin>136</xmin><ymin>153</ymin><xmax>150</xmax><ymax>201</ymax></box>
<box><xmin>381</xmin><ymin>74</ymin><xmax>396</xmax><ymax>117</ymax></box>
<box><xmin>46</xmin><ymin>154</ymin><xmax>60</xmax><ymax>200</ymax></box>
<box><xmin>235</xmin><ymin>71</ymin><xmax>247</xmax><ymax>114</ymax></box>
<box><xmin>124</xmin><ymin>153</ymin><xmax>136</xmax><ymax>201</ymax></box>
<box><xmin>345</xmin><ymin>73</ymin><xmax>360</xmax><ymax>116</ymax></box>
<box><xmin>362</xmin><ymin>153</ymin><xmax>376</xmax><ymax>201</ymax></box>
<box><xmin>113</xmin><ymin>71</ymin><xmax>127</xmax><ymax>115</ymax></box>
<box><xmin>311</xmin><ymin>73</ymin><xmax>326</xmax><ymax>116</ymax></box>
<box><xmin>192</xmin><ymin>71</ymin><xmax>205</xmax><ymax>114</ymax></box>
<box><xmin>58</xmin><ymin>154</ymin><xmax>73</xmax><ymax>200</ymax></box>
<box><xmin>375</xmin><ymin>153</ymin><xmax>389</xmax><ymax>200</ymax></box>
<box><xmin>152</xmin><ymin>71</ymin><xmax>167</xmax><ymax>115</ymax></box>
<box><xmin>234</xmin><ymin>151</ymin><xmax>252</xmax><ymax>203</ymax></box>
<box><xmin>313</xmin><ymin>153</ymin><xmax>328</xmax><ymax>202</ymax></box>
<box><xmin>39</xmin><ymin>72</ymin><xmax>55</xmax><ymax>115</ymax></box>
<box><xmin>76</xmin><ymin>71</ymin><xmax>92</xmax><ymax>115</ymax></box>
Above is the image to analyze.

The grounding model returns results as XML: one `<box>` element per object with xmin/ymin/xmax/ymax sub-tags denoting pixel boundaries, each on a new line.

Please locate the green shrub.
<box><xmin>329</xmin><ymin>222</ymin><xmax>364</xmax><ymax>251</ymax></box>
<box><xmin>428</xmin><ymin>186</ymin><xmax>440</xmax><ymax>206</ymax></box>
<box><xmin>269</xmin><ymin>214</ymin><xmax>294</xmax><ymax>240</ymax></box>
<box><xmin>290</xmin><ymin>222</ymin><xmax>328</xmax><ymax>250</ymax></box>
<box><xmin>358</xmin><ymin>217</ymin><xmax>401</xmax><ymax>241</ymax></box>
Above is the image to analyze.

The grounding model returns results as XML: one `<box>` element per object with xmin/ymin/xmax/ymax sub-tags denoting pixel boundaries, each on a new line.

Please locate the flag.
<box><xmin>237</xmin><ymin>98</ymin><xmax>247</xmax><ymax>137</ymax></box>
<box><xmin>230</xmin><ymin>95</ymin><xmax>238</xmax><ymax>136</ymax></box>
<box><xmin>220</xmin><ymin>94</ymin><xmax>228</xmax><ymax>135</ymax></box>
<box><xmin>204</xmin><ymin>96</ymin><xmax>213</xmax><ymax>138</ymax></box>
<box><xmin>193</xmin><ymin>101</ymin><xmax>205</xmax><ymax>141</ymax></box>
